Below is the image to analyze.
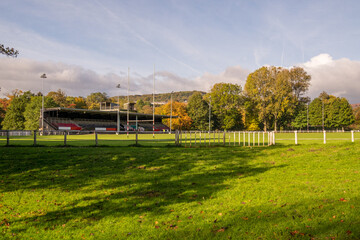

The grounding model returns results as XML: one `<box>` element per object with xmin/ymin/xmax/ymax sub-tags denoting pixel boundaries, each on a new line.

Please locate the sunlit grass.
<box><xmin>1</xmin><ymin>142</ymin><xmax>360</xmax><ymax>239</ymax></box>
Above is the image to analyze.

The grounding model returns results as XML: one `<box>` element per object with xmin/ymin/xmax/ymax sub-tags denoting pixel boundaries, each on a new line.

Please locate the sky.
<box><xmin>0</xmin><ymin>0</ymin><xmax>360</xmax><ymax>103</ymax></box>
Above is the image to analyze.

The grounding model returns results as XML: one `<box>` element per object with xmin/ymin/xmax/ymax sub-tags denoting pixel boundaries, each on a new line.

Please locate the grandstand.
<box><xmin>41</xmin><ymin>107</ymin><xmax>172</xmax><ymax>132</ymax></box>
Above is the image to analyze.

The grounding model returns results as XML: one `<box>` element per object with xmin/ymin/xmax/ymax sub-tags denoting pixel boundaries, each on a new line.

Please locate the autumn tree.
<box><xmin>86</xmin><ymin>92</ymin><xmax>108</xmax><ymax>109</ymax></box>
<box><xmin>187</xmin><ymin>92</ymin><xmax>211</xmax><ymax>130</ymax></box>
<box><xmin>0</xmin><ymin>98</ymin><xmax>11</xmax><ymax>129</ymax></box>
<box><xmin>1</xmin><ymin>91</ymin><xmax>33</xmax><ymax>130</ymax></box>
<box><xmin>245</xmin><ymin>67</ymin><xmax>274</xmax><ymax>131</ymax></box>
<box><xmin>47</xmin><ymin>89</ymin><xmax>67</xmax><ymax>107</ymax></box>
<box><xmin>208</xmin><ymin>83</ymin><xmax>243</xmax><ymax>130</ymax></box>
<box><xmin>156</xmin><ymin>101</ymin><xmax>192</xmax><ymax>130</ymax></box>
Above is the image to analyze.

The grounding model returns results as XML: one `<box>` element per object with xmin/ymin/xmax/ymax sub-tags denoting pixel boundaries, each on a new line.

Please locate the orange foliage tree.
<box><xmin>155</xmin><ymin>101</ymin><xmax>192</xmax><ymax>130</ymax></box>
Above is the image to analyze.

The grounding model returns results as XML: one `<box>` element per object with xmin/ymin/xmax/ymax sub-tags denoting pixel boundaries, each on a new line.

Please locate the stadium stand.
<box><xmin>41</xmin><ymin>107</ymin><xmax>174</xmax><ymax>132</ymax></box>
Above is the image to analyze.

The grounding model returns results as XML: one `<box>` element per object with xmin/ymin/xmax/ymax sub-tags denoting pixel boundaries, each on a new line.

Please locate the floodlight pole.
<box><xmin>116</xmin><ymin>84</ymin><xmax>121</xmax><ymax>133</ymax></box>
<box><xmin>209</xmin><ymin>95</ymin><xmax>211</xmax><ymax>132</ymax></box>
<box><xmin>322</xmin><ymin>100</ymin><xmax>324</xmax><ymax>131</ymax></box>
<box><xmin>307</xmin><ymin>101</ymin><xmax>309</xmax><ymax>132</ymax></box>
<box><xmin>153</xmin><ymin>65</ymin><xmax>155</xmax><ymax>138</ymax></box>
<box><xmin>127</xmin><ymin>68</ymin><xmax>130</xmax><ymax>137</ymax></box>
<box><xmin>40</xmin><ymin>73</ymin><xmax>47</xmax><ymax>135</ymax></box>
<box><xmin>170</xmin><ymin>91</ymin><xmax>173</xmax><ymax>134</ymax></box>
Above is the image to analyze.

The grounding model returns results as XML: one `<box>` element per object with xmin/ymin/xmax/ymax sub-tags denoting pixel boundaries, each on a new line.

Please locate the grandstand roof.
<box><xmin>44</xmin><ymin>107</ymin><xmax>176</xmax><ymax>119</ymax></box>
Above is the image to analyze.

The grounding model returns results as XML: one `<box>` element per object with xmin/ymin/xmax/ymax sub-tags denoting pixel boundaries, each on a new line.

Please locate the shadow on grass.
<box><xmin>0</xmin><ymin>146</ymin><xmax>287</xmax><ymax>235</ymax></box>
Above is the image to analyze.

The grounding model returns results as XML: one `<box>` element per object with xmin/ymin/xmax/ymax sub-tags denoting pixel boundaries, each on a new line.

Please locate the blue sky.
<box><xmin>1</xmin><ymin>0</ymin><xmax>360</xmax><ymax>102</ymax></box>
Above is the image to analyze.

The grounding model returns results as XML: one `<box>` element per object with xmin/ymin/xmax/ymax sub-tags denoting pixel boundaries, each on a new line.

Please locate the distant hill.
<box><xmin>113</xmin><ymin>91</ymin><xmax>206</xmax><ymax>103</ymax></box>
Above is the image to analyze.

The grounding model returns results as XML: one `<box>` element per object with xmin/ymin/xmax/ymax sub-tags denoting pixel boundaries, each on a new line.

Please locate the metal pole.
<box><xmin>307</xmin><ymin>102</ymin><xmax>309</xmax><ymax>132</ymax></box>
<box><xmin>40</xmin><ymin>73</ymin><xmax>47</xmax><ymax>135</ymax></box>
<box><xmin>170</xmin><ymin>91</ymin><xmax>173</xmax><ymax>133</ymax></box>
<box><xmin>322</xmin><ymin>101</ymin><xmax>324</xmax><ymax>131</ymax></box>
<box><xmin>127</xmin><ymin>68</ymin><xmax>130</xmax><ymax>137</ymax></box>
<box><xmin>64</xmin><ymin>131</ymin><xmax>67</xmax><ymax>146</ymax></box>
<box><xmin>116</xmin><ymin>84</ymin><xmax>121</xmax><ymax>133</ymax></box>
<box><xmin>136</xmin><ymin>130</ymin><xmax>138</xmax><ymax>145</ymax></box>
<box><xmin>153</xmin><ymin>64</ymin><xmax>155</xmax><ymax>138</ymax></box>
<box><xmin>209</xmin><ymin>96</ymin><xmax>211</xmax><ymax>132</ymax></box>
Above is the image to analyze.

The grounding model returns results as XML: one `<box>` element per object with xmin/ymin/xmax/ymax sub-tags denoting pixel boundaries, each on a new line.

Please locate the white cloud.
<box><xmin>302</xmin><ymin>54</ymin><xmax>360</xmax><ymax>103</ymax></box>
<box><xmin>0</xmin><ymin>58</ymin><xmax>250</xmax><ymax>98</ymax></box>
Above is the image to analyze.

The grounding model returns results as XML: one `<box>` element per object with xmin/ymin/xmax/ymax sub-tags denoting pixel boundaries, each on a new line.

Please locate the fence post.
<box><xmin>64</xmin><ymin>131</ymin><xmax>67</xmax><ymax>146</ymax></box>
<box><xmin>136</xmin><ymin>130</ymin><xmax>138</xmax><ymax>145</ymax></box>
<box><xmin>248</xmin><ymin>132</ymin><xmax>250</xmax><ymax>146</ymax></box>
<box><xmin>95</xmin><ymin>131</ymin><xmax>98</xmax><ymax>146</ymax></box>
<box><xmin>223</xmin><ymin>131</ymin><xmax>226</xmax><ymax>145</ymax></box>
<box><xmin>34</xmin><ymin>130</ymin><xmax>37</xmax><ymax>146</ymax></box>
<box><xmin>194</xmin><ymin>132</ymin><xmax>197</xmax><ymax>146</ymax></box>
<box><xmin>323</xmin><ymin>130</ymin><xmax>326</xmax><ymax>144</ymax></box>
<box><xmin>253</xmin><ymin>132</ymin><xmax>255</xmax><ymax>146</ymax></box>
<box><xmin>273</xmin><ymin>131</ymin><xmax>275</xmax><ymax>145</ymax></box>
<box><xmin>351</xmin><ymin>130</ymin><xmax>354</xmax><ymax>142</ymax></box>
<box><xmin>6</xmin><ymin>130</ymin><xmax>10</xmax><ymax>146</ymax></box>
<box><xmin>295</xmin><ymin>130</ymin><xmax>298</xmax><ymax>145</ymax></box>
<box><xmin>228</xmin><ymin>134</ymin><xmax>231</xmax><ymax>146</ymax></box>
<box><xmin>209</xmin><ymin>132</ymin><xmax>211</xmax><ymax>147</ymax></box>
<box><xmin>263</xmin><ymin>132</ymin><xmax>265</xmax><ymax>146</ymax></box>
<box><xmin>243</xmin><ymin>132</ymin><xmax>246</xmax><ymax>146</ymax></box>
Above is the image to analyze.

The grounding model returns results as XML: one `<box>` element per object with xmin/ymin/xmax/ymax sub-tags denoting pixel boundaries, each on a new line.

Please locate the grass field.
<box><xmin>1</xmin><ymin>131</ymin><xmax>359</xmax><ymax>147</ymax></box>
<box><xmin>1</xmin><ymin>141</ymin><xmax>360</xmax><ymax>239</ymax></box>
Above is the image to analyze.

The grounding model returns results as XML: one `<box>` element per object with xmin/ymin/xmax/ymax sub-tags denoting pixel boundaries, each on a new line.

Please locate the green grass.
<box><xmin>1</xmin><ymin>142</ymin><xmax>360</xmax><ymax>239</ymax></box>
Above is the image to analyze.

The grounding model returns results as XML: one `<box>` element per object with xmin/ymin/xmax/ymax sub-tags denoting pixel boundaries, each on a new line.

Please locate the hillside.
<box><xmin>112</xmin><ymin>90</ymin><xmax>206</xmax><ymax>103</ymax></box>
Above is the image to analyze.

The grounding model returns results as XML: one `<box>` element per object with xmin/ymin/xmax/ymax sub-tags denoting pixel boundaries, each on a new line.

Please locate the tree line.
<box><xmin>0</xmin><ymin>66</ymin><xmax>359</xmax><ymax>131</ymax></box>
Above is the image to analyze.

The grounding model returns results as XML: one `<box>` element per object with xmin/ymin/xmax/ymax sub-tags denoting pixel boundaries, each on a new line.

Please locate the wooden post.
<box><xmin>223</xmin><ymin>131</ymin><xmax>226</xmax><ymax>145</ymax></box>
<box><xmin>323</xmin><ymin>130</ymin><xmax>326</xmax><ymax>144</ymax></box>
<box><xmin>253</xmin><ymin>132</ymin><xmax>255</xmax><ymax>146</ymax></box>
<box><xmin>209</xmin><ymin>132</ymin><xmax>211</xmax><ymax>147</ymax></box>
<box><xmin>200</xmin><ymin>132</ymin><xmax>202</xmax><ymax>146</ymax></box>
<box><xmin>273</xmin><ymin>131</ymin><xmax>275</xmax><ymax>145</ymax></box>
<box><xmin>243</xmin><ymin>131</ymin><xmax>245</xmax><ymax>147</ymax></box>
<box><xmin>295</xmin><ymin>131</ymin><xmax>298</xmax><ymax>145</ymax></box>
<box><xmin>263</xmin><ymin>132</ymin><xmax>265</xmax><ymax>146</ymax></box>
<box><xmin>248</xmin><ymin>132</ymin><xmax>250</xmax><ymax>146</ymax></box>
<box><xmin>6</xmin><ymin>130</ymin><xmax>9</xmax><ymax>146</ymax></box>
<box><xmin>95</xmin><ymin>131</ymin><xmax>98</xmax><ymax>146</ymax></box>
<box><xmin>258</xmin><ymin>132</ymin><xmax>260</xmax><ymax>146</ymax></box>
<box><xmin>195</xmin><ymin>132</ymin><xmax>197</xmax><ymax>146</ymax></box>
<box><xmin>229</xmin><ymin>134</ymin><xmax>231</xmax><ymax>146</ymax></box>
<box><xmin>33</xmin><ymin>130</ymin><xmax>37</xmax><ymax>146</ymax></box>
<box><xmin>239</xmin><ymin>132</ymin><xmax>240</xmax><ymax>146</ymax></box>
<box><xmin>351</xmin><ymin>130</ymin><xmax>354</xmax><ymax>142</ymax></box>
<box><xmin>64</xmin><ymin>131</ymin><xmax>67</xmax><ymax>146</ymax></box>
<box><xmin>136</xmin><ymin>130</ymin><xmax>138</xmax><ymax>145</ymax></box>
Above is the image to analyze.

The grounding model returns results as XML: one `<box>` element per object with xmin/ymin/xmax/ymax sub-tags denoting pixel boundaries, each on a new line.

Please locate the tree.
<box><xmin>289</xmin><ymin>67</ymin><xmax>311</xmax><ymax>100</ymax></box>
<box><xmin>187</xmin><ymin>92</ymin><xmax>210</xmax><ymax>130</ymax></box>
<box><xmin>245</xmin><ymin>67</ymin><xmax>274</xmax><ymax>132</ymax></box>
<box><xmin>24</xmin><ymin>96</ymin><xmax>57</xmax><ymax>130</ymax></box>
<box><xmin>209</xmin><ymin>83</ymin><xmax>243</xmax><ymax>130</ymax></box>
<box><xmin>271</xmin><ymin>68</ymin><xmax>296</xmax><ymax>131</ymax></box>
<box><xmin>156</xmin><ymin>101</ymin><xmax>192</xmax><ymax>130</ymax></box>
<box><xmin>135</xmin><ymin>99</ymin><xmax>146</xmax><ymax>112</ymax></box>
<box><xmin>47</xmin><ymin>89</ymin><xmax>67</xmax><ymax>107</ymax></box>
<box><xmin>0</xmin><ymin>44</ymin><xmax>19</xmax><ymax>57</ymax></box>
<box><xmin>309</xmin><ymin>97</ymin><xmax>323</xmax><ymax>128</ymax></box>
<box><xmin>0</xmin><ymin>98</ymin><xmax>11</xmax><ymax>129</ymax></box>
<box><xmin>291</xmin><ymin>104</ymin><xmax>308</xmax><ymax>130</ymax></box>
<box><xmin>86</xmin><ymin>92</ymin><xmax>108</xmax><ymax>110</ymax></box>
<box><xmin>339</xmin><ymin>98</ymin><xmax>355</xmax><ymax>129</ymax></box>
<box><xmin>1</xmin><ymin>91</ymin><xmax>33</xmax><ymax>130</ymax></box>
